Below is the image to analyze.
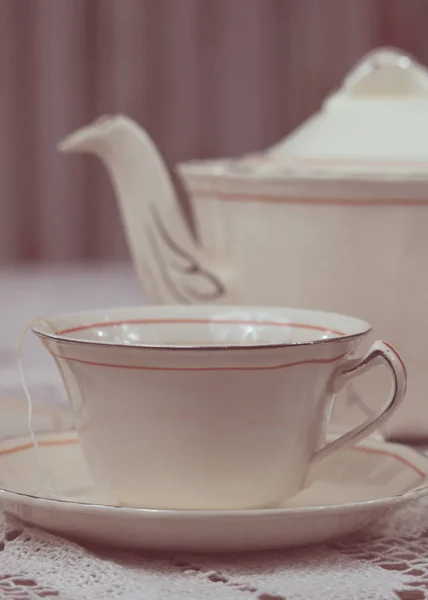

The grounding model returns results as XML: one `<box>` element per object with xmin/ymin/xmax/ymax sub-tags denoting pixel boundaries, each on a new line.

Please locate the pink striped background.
<box><xmin>0</xmin><ymin>0</ymin><xmax>425</xmax><ymax>261</ymax></box>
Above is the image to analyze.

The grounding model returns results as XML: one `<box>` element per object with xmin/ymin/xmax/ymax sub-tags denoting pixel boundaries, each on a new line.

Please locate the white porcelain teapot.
<box><xmin>59</xmin><ymin>48</ymin><xmax>428</xmax><ymax>440</ymax></box>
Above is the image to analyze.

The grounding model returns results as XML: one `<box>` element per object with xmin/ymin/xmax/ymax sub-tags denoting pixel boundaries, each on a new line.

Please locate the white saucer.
<box><xmin>0</xmin><ymin>432</ymin><xmax>427</xmax><ymax>552</ymax></box>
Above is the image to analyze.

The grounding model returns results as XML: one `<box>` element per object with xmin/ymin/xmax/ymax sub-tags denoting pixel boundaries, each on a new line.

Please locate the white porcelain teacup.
<box><xmin>32</xmin><ymin>305</ymin><xmax>406</xmax><ymax>510</ymax></box>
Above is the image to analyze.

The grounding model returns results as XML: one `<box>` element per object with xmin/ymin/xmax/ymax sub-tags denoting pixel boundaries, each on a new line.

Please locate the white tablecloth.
<box><xmin>0</xmin><ymin>262</ymin><xmax>143</xmax><ymax>429</ymax></box>
<box><xmin>1</xmin><ymin>261</ymin><xmax>143</xmax><ymax>353</ymax></box>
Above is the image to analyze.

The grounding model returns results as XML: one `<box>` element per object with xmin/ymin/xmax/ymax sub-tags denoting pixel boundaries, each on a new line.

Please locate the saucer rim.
<box><xmin>0</xmin><ymin>434</ymin><xmax>426</xmax><ymax>519</ymax></box>
<box><xmin>0</xmin><ymin>483</ymin><xmax>426</xmax><ymax>520</ymax></box>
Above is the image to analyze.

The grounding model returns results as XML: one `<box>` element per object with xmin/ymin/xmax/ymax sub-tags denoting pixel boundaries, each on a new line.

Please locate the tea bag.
<box><xmin>18</xmin><ymin>318</ymin><xmax>62</xmax><ymax>499</ymax></box>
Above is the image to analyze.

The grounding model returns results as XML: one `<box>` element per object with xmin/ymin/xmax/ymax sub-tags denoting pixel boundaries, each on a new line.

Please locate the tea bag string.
<box><xmin>18</xmin><ymin>318</ymin><xmax>61</xmax><ymax>499</ymax></box>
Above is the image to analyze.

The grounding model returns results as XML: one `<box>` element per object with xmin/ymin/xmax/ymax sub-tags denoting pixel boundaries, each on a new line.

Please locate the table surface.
<box><xmin>0</xmin><ymin>262</ymin><xmax>144</xmax><ymax>434</ymax></box>
<box><xmin>1</xmin><ymin>261</ymin><xmax>143</xmax><ymax>367</ymax></box>
<box><xmin>1</xmin><ymin>261</ymin><xmax>143</xmax><ymax>344</ymax></box>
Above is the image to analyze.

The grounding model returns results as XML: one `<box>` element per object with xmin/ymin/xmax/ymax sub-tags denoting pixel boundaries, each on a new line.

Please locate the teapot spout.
<box><xmin>59</xmin><ymin>115</ymin><xmax>234</xmax><ymax>304</ymax></box>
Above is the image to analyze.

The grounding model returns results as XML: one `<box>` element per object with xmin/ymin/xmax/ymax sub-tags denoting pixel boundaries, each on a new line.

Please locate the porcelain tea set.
<box><xmin>2</xmin><ymin>47</ymin><xmax>428</xmax><ymax>552</ymax></box>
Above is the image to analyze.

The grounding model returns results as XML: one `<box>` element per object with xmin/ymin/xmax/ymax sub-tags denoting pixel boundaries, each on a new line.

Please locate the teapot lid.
<box><xmin>181</xmin><ymin>47</ymin><xmax>428</xmax><ymax>182</ymax></box>
<box><xmin>258</xmin><ymin>48</ymin><xmax>428</xmax><ymax>177</ymax></box>
<box><xmin>258</xmin><ymin>47</ymin><xmax>428</xmax><ymax>179</ymax></box>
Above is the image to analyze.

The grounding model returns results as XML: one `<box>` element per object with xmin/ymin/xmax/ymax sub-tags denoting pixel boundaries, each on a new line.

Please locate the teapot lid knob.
<box><xmin>325</xmin><ymin>47</ymin><xmax>428</xmax><ymax>108</ymax></box>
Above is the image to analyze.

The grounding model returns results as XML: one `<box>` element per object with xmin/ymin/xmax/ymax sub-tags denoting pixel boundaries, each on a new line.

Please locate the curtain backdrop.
<box><xmin>0</xmin><ymin>0</ymin><xmax>426</xmax><ymax>261</ymax></box>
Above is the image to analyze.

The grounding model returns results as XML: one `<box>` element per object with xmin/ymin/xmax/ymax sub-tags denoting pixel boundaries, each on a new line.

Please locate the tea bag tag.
<box><xmin>18</xmin><ymin>319</ymin><xmax>62</xmax><ymax>499</ymax></box>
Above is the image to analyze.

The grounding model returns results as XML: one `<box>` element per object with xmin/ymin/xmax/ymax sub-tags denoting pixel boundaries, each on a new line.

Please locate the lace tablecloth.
<box><xmin>2</xmin><ymin>263</ymin><xmax>428</xmax><ymax>599</ymax></box>
<box><xmin>2</xmin><ymin>499</ymin><xmax>428</xmax><ymax>600</ymax></box>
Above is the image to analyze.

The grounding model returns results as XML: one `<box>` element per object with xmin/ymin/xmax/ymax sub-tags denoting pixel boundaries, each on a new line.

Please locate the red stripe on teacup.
<box><xmin>49</xmin><ymin>351</ymin><xmax>348</xmax><ymax>372</ymax></box>
<box><xmin>57</xmin><ymin>318</ymin><xmax>345</xmax><ymax>337</ymax></box>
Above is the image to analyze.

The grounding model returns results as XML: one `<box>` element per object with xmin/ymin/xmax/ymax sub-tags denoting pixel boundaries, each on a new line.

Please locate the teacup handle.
<box><xmin>313</xmin><ymin>340</ymin><xmax>407</xmax><ymax>463</ymax></box>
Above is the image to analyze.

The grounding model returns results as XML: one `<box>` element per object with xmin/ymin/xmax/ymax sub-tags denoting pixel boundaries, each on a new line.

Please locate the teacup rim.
<box><xmin>31</xmin><ymin>304</ymin><xmax>372</xmax><ymax>351</ymax></box>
